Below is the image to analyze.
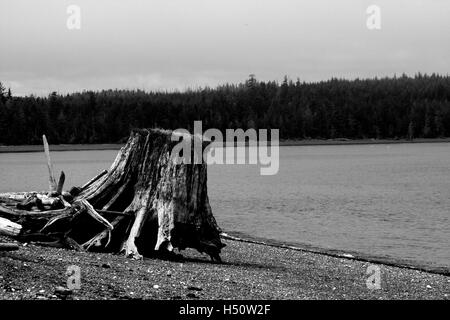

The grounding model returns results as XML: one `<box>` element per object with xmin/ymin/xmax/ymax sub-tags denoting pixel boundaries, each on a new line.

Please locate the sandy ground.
<box><xmin>0</xmin><ymin>238</ymin><xmax>448</xmax><ymax>300</ymax></box>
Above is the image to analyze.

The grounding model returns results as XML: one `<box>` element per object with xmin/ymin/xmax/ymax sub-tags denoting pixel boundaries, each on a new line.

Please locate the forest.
<box><xmin>1</xmin><ymin>73</ymin><xmax>450</xmax><ymax>145</ymax></box>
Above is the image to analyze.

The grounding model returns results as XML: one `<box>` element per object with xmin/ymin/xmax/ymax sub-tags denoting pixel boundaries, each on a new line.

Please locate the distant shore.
<box><xmin>279</xmin><ymin>137</ymin><xmax>450</xmax><ymax>147</ymax></box>
<box><xmin>1</xmin><ymin>138</ymin><xmax>450</xmax><ymax>154</ymax></box>
<box><xmin>0</xmin><ymin>144</ymin><xmax>123</xmax><ymax>153</ymax></box>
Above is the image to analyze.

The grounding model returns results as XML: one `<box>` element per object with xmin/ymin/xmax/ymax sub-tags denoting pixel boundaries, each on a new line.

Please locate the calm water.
<box><xmin>1</xmin><ymin>143</ymin><xmax>449</xmax><ymax>269</ymax></box>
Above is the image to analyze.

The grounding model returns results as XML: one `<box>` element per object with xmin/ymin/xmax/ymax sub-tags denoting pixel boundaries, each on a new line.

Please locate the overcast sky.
<box><xmin>0</xmin><ymin>0</ymin><xmax>449</xmax><ymax>96</ymax></box>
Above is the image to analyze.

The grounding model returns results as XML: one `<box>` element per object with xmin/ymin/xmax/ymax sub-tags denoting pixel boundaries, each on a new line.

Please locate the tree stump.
<box><xmin>0</xmin><ymin>129</ymin><xmax>225</xmax><ymax>261</ymax></box>
<box><xmin>75</xmin><ymin>128</ymin><xmax>224</xmax><ymax>260</ymax></box>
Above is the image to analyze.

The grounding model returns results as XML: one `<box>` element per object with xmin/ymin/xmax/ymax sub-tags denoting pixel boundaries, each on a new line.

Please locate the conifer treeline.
<box><xmin>1</xmin><ymin>74</ymin><xmax>450</xmax><ymax>145</ymax></box>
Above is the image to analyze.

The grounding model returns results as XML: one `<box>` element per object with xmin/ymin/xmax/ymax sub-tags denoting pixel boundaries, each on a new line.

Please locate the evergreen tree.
<box><xmin>1</xmin><ymin>74</ymin><xmax>450</xmax><ymax>145</ymax></box>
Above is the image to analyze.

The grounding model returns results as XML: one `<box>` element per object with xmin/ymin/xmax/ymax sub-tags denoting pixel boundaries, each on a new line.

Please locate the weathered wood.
<box><xmin>43</xmin><ymin>135</ymin><xmax>57</xmax><ymax>192</ymax></box>
<box><xmin>81</xmin><ymin>170</ymin><xmax>108</xmax><ymax>189</ymax></box>
<box><xmin>57</xmin><ymin>171</ymin><xmax>66</xmax><ymax>195</ymax></box>
<box><xmin>0</xmin><ymin>217</ymin><xmax>22</xmax><ymax>237</ymax></box>
<box><xmin>0</xmin><ymin>129</ymin><xmax>224</xmax><ymax>261</ymax></box>
<box><xmin>97</xmin><ymin>209</ymin><xmax>132</xmax><ymax>217</ymax></box>
<box><xmin>82</xmin><ymin>216</ymin><xmax>124</xmax><ymax>250</ymax></box>
<box><xmin>65</xmin><ymin>236</ymin><xmax>85</xmax><ymax>251</ymax></box>
<box><xmin>78</xmin><ymin>199</ymin><xmax>113</xmax><ymax>231</ymax></box>
<box><xmin>121</xmin><ymin>207</ymin><xmax>147</xmax><ymax>259</ymax></box>
<box><xmin>76</xmin><ymin>129</ymin><xmax>225</xmax><ymax>260</ymax></box>
<box><xmin>0</xmin><ymin>204</ymin><xmax>75</xmax><ymax>218</ymax></box>
<box><xmin>16</xmin><ymin>196</ymin><xmax>39</xmax><ymax>210</ymax></box>
<box><xmin>39</xmin><ymin>211</ymin><xmax>75</xmax><ymax>232</ymax></box>
<box><xmin>101</xmin><ymin>183</ymin><xmax>127</xmax><ymax>210</ymax></box>
<box><xmin>36</xmin><ymin>194</ymin><xmax>64</xmax><ymax>209</ymax></box>
<box><xmin>0</xmin><ymin>193</ymin><xmax>28</xmax><ymax>202</ymax></box>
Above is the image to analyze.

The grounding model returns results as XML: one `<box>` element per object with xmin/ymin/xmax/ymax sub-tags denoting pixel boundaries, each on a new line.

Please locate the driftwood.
<box><xmin>0</xmin><ymin>217</ymin><xmax>22</xmax><ymax>237</ymax></box>
<box><xmin>0</xmin><ymin>243</ymin><xmax>19</xmax><ymax>251</ymax></box>
<box><xmin>0</xmin><ymin>129</ymin><xmax>225</xmax><ymax>261</ymax></box>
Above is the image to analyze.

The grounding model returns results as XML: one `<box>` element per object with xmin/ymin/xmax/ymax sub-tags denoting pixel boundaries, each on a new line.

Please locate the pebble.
<box><xmin>187</xmin><ymin>286</ymin><xmax>202</xmax><ymax>291</ymax></box>
<box><xmin>153</xmin><ymin>285</ymin><xmax>160</xmax><ymax>289</ymax></box>
<box><xmin>101</xmin><ymin>263</ymin><xmax>111</xmax><ymax>269</ymax></box>
<box><xmin>55</xmin><ymin>286</ymin><xmax>73</xmax><ymax>296</ymax></box>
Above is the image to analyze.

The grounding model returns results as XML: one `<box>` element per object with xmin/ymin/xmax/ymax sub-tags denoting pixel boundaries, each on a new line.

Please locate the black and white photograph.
<box><xmin>0</xmin><ymin>0</ymin><xmax>449</xmax><ymax>312</ymax></box>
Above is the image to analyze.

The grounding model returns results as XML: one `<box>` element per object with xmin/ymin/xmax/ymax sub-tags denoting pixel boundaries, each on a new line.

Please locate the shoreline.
<box><xmin>221</xmin><ymin>232</ymin><xmax>450</xmax><ymax>276</ymax></box>
<box><xmin>1</xmin><ymin>236</ymin><xmax>448</xmax><ymax>300</ymax></box>
<box><xmin>1</xmin><ymin>138</ymin><xmax>450</xmax><ymax>153</ymax></box>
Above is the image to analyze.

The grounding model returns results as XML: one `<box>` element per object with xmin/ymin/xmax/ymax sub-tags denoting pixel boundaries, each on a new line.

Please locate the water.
<box><xmin>0</xmin><ymin>143</ymin><xmax>449</xmax><ymax>270</ymax></box>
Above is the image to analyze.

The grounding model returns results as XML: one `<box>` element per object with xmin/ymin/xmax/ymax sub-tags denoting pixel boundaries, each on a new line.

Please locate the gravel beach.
<box><xmin>0</xmin><ymin>238</ymin><xmax>448</xmax><ymax>300</ymax></box>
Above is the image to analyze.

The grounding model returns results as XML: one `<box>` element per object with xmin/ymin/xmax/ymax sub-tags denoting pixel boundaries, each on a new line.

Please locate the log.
<box><xmin>0</xmin><ymin>243</ymin><xmax>19</xmax><ymax>251</ymax></box>
<box><xmin>0</xmin><ymin>193</ymin><xmax>28</xmax><ymax>202</ymax></box>
<box><xmin>0</xmin><ymin>217</ymin><xmax>22</xmax><ymax>237</ymax></box>
<box><xmin>0</xmin><ymin>204</ymin><xmax>75</xmax><ymax>218</ymax></box>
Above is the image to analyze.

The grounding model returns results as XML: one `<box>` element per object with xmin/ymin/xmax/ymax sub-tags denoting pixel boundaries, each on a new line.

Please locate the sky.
<box><xmin>0</xmin><ymin>0</ymin><xmax>449</xmax><ymax>96</ymax></box>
